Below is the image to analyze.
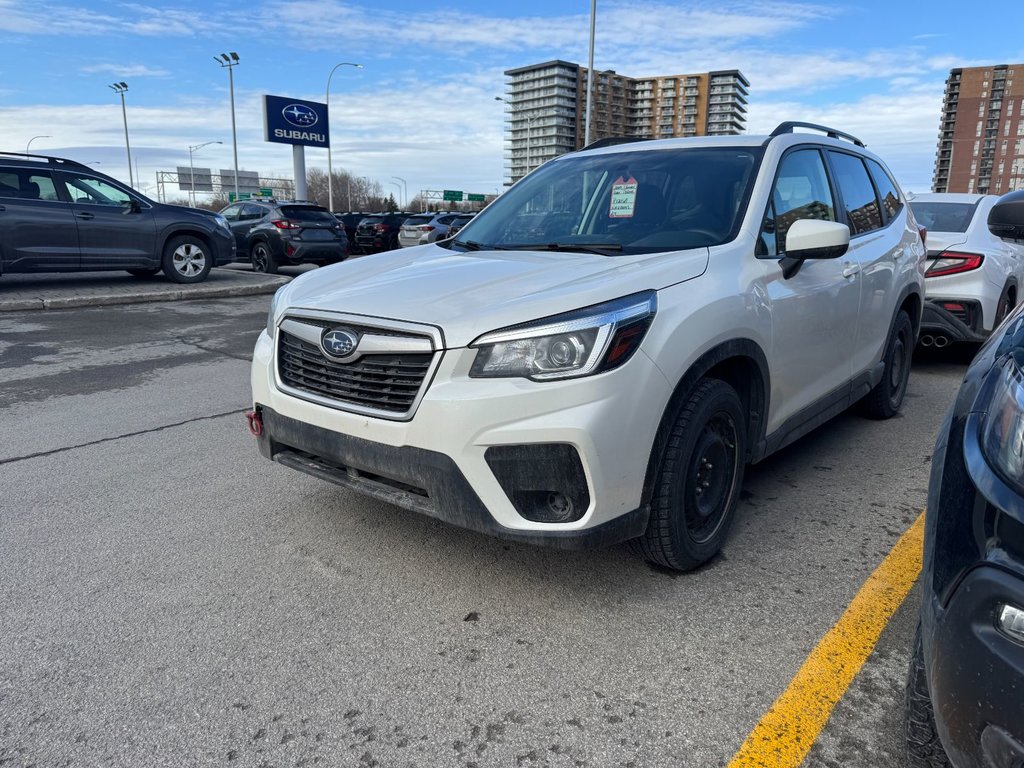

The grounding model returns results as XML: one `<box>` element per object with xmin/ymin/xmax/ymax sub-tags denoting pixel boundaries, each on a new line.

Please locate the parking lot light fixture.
<box><xmin>391</xmin><ymin>176</ymin><xmax>407</xmax><ymax>208</ymax></box>
<box><xmin>26</xmin><ymin>135</ymin><xmax>51</xmax><ymax>156</ymax></box>
<box><xmin>326</xmin><ymin>62</ymin><xmax>363</xmax><ymax>212</ymax></box>
<box><xmin>108</xmin><ymin>82</ymin><xmax>134</xmax><ymax>187</ymax></box>
<box><xmin>187</xmin><ymin>140</ymin><xmax>223</xmax><ymax>208</ymax></box>
<box><xmin>215</xmin><ymin>53</ymin><xmax>241</xmax><ymax>199</ymax></box>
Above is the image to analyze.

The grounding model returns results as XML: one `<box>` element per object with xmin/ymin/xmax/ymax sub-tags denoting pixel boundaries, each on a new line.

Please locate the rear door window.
<box><xmin>0</xmin><ymin>170</ymin><xmax>60</xmax><ymax>201</ymax></box>
<box><xmin>827</xmin><ymin>151</ymin><xmax>883</xmax><ymax>235</ymax></box>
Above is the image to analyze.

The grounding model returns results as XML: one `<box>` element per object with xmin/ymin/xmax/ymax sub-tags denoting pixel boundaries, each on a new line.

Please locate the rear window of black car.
<box><xmin>908</xmin><ymin>201</ymin><xmax>980</xmax><ymax>233</ymax></box>
<box><xmin>279</xmin><ymin>205</ymin><xmax>336</xmax><ymax>222</ymax></box>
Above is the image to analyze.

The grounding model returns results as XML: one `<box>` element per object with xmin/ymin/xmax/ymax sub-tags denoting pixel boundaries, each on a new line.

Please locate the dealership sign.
<box><xmin>263</xmin><ymin>95</ymin><xmax>330</xmax><ymax>148</ymax></box>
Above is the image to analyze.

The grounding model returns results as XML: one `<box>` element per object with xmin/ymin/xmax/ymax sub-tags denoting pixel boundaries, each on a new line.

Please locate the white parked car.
<box><xmin>909</xmin><ymin>192</ymin><xmax>1024</xmax><ymax>347</ymax></box>
<box><xmin>249</xmin><ymin>122</ymin><xmax>926</xmax><ymax>571</ymax></box>
<box><xmin>398</xmin><ymin>212</ymin><xmax>461</xmax><ymax>247</ymax></box>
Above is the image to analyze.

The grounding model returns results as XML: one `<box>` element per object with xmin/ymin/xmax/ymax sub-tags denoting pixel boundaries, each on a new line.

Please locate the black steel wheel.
<box><xmin>632</xmin><ymin>378</ymin><xmax>746</xmax><ymax>571</ymax></box>
<box><xmin>860</xmin><ymin>310</ymin><xmax>913</xmax><ymax>419</ymax></box>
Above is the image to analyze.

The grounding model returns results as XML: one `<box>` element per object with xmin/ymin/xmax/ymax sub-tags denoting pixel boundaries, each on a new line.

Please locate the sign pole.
<box><xmin>293</xmin><ymin>145</ymin><xmax>307</xmax><ymax>201</ymax></box>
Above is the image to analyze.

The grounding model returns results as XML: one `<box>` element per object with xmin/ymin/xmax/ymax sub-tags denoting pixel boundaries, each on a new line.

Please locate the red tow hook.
<box><xmin>245</xmin><ymin>409</ymin><xmax>263</xmax><ymax>437</ymax></box>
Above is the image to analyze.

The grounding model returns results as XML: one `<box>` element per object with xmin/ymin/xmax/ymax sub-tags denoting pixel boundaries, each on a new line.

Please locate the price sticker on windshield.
<box><xmin>609</xmin><ymin>176</ymin><xmax>638</xmax><ymax>218</ymax></box>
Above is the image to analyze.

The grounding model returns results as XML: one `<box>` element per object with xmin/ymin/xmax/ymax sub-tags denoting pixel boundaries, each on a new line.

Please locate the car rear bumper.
<box><xmin>925</xmin><ymin>565</ymin><xmax>1024</xmax><ymax>768</ymax></box>
<box><xmin>280</xmin><ymin>241</ymin><xmax>347</xmax><ymax>264</ymax></box>
<box><xmin>920</xmin><ymin>300</ymin><xmax>987</xmax><ymax>344</ymax></box>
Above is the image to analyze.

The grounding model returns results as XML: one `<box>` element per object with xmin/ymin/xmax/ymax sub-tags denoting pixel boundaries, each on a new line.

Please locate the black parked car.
<box><xmin>333</xmin><ymin>212</ymin><xmax>373</xmax><ymax>255</ymax></box>
<box><xmin>353</xmin><ymin>211</ymin><xmax>412</xmax><ymax>253</ymax></box>
<box><xmin>906</xmin><ymin>190</ymin><xmax>1024</xmax><ymax>767</ymax></box>
<box><xmin>0</xmin><ymin>152</ymin><xmax>234</xmax><ymax>283</ymax></box>
<box><xmin>219</xmin><ymin>200</ymin><xmax>347</xmax><ymax>274</ymax></box>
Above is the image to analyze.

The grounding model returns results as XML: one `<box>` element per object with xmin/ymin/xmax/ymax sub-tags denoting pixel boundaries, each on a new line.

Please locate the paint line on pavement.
<box><xmin>727</xmin><ymin>511</ymin><xmax>925</xmax><ymax>768</ymax></box>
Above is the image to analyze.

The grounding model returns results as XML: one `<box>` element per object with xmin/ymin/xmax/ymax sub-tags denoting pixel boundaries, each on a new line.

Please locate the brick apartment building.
<box><xmin>501</xmin><ymin>60</ymin><xmax>749</xmax><ymax>185</ymax></box>
<box><xmin>933</xmin><ymin>63</ymin><xmax>1024</xmax><ymax>194</ymax></box>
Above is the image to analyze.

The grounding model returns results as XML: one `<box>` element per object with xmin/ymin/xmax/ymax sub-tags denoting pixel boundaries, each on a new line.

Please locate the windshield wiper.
<box><xmin>450</xmin><ymin>239</ymin><xmax>506</xmax><ymax>251</ymax></box>
<box><xmin>503</xmin><ymin>242</ymin><xmax>623</xmax><ymax>256</ymax></box>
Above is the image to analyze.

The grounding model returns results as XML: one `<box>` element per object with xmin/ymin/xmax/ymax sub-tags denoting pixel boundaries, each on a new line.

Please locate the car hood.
<box><xmin>281</xmin><ymin>243</ymin><xmax>709</xmax><ymax>347</ymax></box>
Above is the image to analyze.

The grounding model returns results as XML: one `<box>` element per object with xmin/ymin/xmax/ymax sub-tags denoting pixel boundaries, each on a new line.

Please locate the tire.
<box><xmin>995</xmin><ymin>284</ymin><xmax>1017</xmax><ymax>328</ymax></box>
<box><xmin>905</xmin><ymin>624</ymin><xmax>951</xmax><ymax>767</ymax></box>
<box><xmin>161</xmin><ymin>235</ymin><xmax>212</xmax><ymax>284</ymax></box>
<box><xmin>126</xmin><ymin>267</ymin><xmax>160</xmax><ymax>278</ymax></box>
<box><xmin>860</xmin><ymin>310</ymin><xmax>913</xmax><ymax>420</ymax></box>
<box><xmin>631</xmin><ymin>378</ymin><xmax>747</xmax><ymax>571</ymax></box>
<box><xmin>250</xmin><ymin>241</ymin><xmax>278</xmax><ymax>274</ymax></box>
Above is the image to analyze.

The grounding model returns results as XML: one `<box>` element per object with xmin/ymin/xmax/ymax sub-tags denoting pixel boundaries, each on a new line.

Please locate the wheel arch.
<box><xmin>640</xmin><ymin>339</ymin><xmax>770</xmax><ymax>512</ymax></box>
<box><xmin>896</xmin><ymin>284</ymin><xmax>923</xmax><ymax>339</ymax></box>
<box><xmin>160</xmin><ymin>227</ymin><xmax>215</xmax><ymax>257</ymax></box>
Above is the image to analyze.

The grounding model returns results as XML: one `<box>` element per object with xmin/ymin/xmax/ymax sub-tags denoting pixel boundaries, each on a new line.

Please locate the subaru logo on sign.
<box><xmin>283</xmin><ymin>104</ymin><xmax>318</xmax><ymax>128</ymax></box>
<box><xmin>321</xmin><ymin>328</ymin><xmax>359</xmax><ymax>360</ymax></box>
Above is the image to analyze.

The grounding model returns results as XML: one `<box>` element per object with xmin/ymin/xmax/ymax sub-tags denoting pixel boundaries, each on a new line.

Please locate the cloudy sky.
<box><xmin>1</xmin><ymin>0</ymin><xmax>1021</xmax><ymax>203</ymax></box>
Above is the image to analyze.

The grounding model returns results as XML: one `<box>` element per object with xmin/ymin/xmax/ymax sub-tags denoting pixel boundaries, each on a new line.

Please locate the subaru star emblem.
<box><xmin>321</xmin><ymin>328</ymin><xmax>359</xmax><ymax>359</ymax></box>
<box><xmin>282</xmin><ymin>104</ymin><xmax>318</xmax><ymax>128</ymax></box>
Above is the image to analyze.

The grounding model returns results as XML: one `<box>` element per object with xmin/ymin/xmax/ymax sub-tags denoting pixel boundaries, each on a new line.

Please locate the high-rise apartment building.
<box><xmin>933</xmin><ymin>64</ymin><xmax>1024</xmax><ymax>194</ymax></box>
<box><xmin>502</xmin><ymin>60</ymin><xmax>749</xmax><ymax>185</ymax></box>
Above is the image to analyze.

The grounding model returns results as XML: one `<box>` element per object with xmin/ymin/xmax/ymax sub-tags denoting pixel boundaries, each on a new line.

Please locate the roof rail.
<box><xmin>768</xmin><ymin>122</ymin><xmax>865</xmax><ymax>147</ymax></box>
<box><xmin>0</xmin><ymin>151</ymin><xmax>94</xmax><ymax>171</ymax></box>
<box><xmin>581</xmin><ymin>136</ymin><xmax>649</xmax><ymax>151</ymax></box>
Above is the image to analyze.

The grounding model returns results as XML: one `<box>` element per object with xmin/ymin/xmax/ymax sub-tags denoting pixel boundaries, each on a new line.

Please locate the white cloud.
<box><xmin>81</xmin><ymin>63</ymin><xmax>171</xmax><ymax>78</ymax></box>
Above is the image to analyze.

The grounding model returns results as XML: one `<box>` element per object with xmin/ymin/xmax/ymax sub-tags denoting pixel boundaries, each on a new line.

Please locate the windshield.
<box><xmin>450</xmin><ymin>146</ymin><xmax>762</xmax><ymax>254</ymax></box>
<box><xmin>908</xmin><ymin>201</ymin><xmax>980</xmax><ymax>234</ymax></box>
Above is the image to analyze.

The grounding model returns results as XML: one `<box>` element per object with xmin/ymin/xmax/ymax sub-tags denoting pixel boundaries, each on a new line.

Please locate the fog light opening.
<box><xmin>998</xmin><ymin>604</ymin><xmax>1024</xmax><ymax>644</ymax></box>
<box><xmin>546</xmin><ymin>491</ymin><xmax>574</xmax><ymax>521</ymax></box>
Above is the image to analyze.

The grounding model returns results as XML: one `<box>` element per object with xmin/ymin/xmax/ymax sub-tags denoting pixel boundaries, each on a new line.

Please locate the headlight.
<box><xmin>469</xmin><ymin>291</ymin><xmax>656</xmax><ymax>381</ymax></box>
<box><xmin>980</xmin><ymin>353</ymin><xmax>1024</xmax><ymax>495</ymax></box>
<box><xmin>266</xmin><ymin>287</ymin><xmax>285</xmax><ymax>340</ymax></box>
<box><xmin>213</xmin><ymin>213</ymin><xmax>230</xmax><ymax>232</ymax></box>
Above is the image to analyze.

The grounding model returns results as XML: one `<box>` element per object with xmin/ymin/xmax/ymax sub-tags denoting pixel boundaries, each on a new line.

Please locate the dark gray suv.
<box><xmin>0</xmin><ymin>153</ymin><xmax>235</xmax><ymax>283</ymax></box>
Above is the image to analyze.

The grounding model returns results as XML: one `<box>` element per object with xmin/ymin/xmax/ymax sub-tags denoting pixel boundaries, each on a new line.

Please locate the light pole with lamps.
<box><xmin>389</xmin><ymin>181</ymin><xmax>402</xmax><ymax>210</ymax></box>
<box><xmin>187</xmin><ymin>141</ymin><xmax>223</xmax><ymax>208</ymax></box>
<box><xmin>214</xmin><ymin>53</ymin><xmax>241</xmax><ymax>200</ymax></box>
<box><xmin>325</xmin><ymin>62</ymin><xmax>363</xmax><ymax>212</ymax></box>
<box><xmin>495</xmin><ymin>96</ymin><xmax>538</xmax><ymax>181</ymax></box>
<box><xmin>26</xmin><ymin>135</ymin><xmax>51</xmax><ymax>155</ymax></box>
<box><xmin>109</xmin><ymin>82</ymin><xmax>134</xmax><ymax>187</ymax></box>
<box><xmin>584</xmin><ymin>0</ymin><xmax>597</xmax><ymax>147</ymax></box>
<box><xmin>391</xmin><ymin>176</ymin><xmax>407</xmax><ymax>209</ymax></box>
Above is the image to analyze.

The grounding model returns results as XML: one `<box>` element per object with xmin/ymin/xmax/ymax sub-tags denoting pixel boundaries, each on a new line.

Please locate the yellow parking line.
<box><xmin>727</xmin><ymin>511</ymin><xmax>926</xmax><ymax>768</ymax></box>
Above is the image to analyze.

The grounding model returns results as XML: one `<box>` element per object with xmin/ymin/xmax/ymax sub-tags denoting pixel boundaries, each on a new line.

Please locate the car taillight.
<box><xmin>374</xmin><ymin>223</ymin><xmax>390</xmax><ymax>232</ymax></box>
<box><xmin>925</xmin><ymin>251</ymin><xmax>984</xmax><ymax>278</ymax></box>
<box><xmin>272</xmin><ymin>219</ymin><xmax>300</xmax><ymax>230</ymax></box>
<box><xmin>418</xmin><ymin>225</ymin><xmax>435</xmax><ymax>232</ymax></box>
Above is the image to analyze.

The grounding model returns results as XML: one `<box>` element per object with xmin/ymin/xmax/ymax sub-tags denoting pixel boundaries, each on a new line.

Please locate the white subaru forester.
<box><xmin>249</xmin><ymin>122</ymin><xmax>926</xmax><ymax>571</ymax></box>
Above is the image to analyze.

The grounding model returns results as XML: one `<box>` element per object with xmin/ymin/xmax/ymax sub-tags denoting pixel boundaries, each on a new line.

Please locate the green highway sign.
<box><xmin>442</xmin><ymin>189</ymin><xmax>464</xmax><ymax>202</ymax></box>
<box><xmin>227</xmin><ymin>192</ymin><xmax>253</xmax><ymax>202</ymax></box>
<box><xmin>467</xmin><ymin>193</ymin><xmax>485</xmax><ymax>202</ymax></box>
<box><xmin>260</xmin><ymin>188</ymin><xmax>273</xmax><ymax>196</ymax></box>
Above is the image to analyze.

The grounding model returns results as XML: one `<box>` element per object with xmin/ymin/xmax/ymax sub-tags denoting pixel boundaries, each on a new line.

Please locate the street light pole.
<box><xmin>584</xmin><ymin>0</ymin><xmax>597</xmax><ymax>147</ymax></box>
<box><xmin>187</xmin><ymin>140</ymin><xmax>223</xmax><ymax>208</ymax></box>
<box><xmin>108</xmin><ymin>82</ymin><xmax>134</xmax><ymax>187</ymax></box>
<box><xmin>391</xmin><ymin>176</ymin><xmax>407</xmax><ymax>208</ymax></box>
<box><xmin>26</xmin><ymin>135</ymin><xmax>51</xmax><ymax>156</ymax></box>
<box><xmin>326</xmin><ymin>62</ymin><xmax>363</xmax><ymax>212</ymax></box>
<box><xmin>215</xmin><ymin>53</ymin><xmax>241</xmax><ymax>199</ymax></box>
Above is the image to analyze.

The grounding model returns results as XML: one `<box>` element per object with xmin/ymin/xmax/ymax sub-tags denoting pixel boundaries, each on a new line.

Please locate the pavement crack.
<box><xmin>0</xmin><ymin>408</ymin><xmax>248</xmax><ymax>466</ymax></box>
<box><xmin>178</xmin><ymin>337</ymin><xmax>255</xmax><ymax>363</ymax></box>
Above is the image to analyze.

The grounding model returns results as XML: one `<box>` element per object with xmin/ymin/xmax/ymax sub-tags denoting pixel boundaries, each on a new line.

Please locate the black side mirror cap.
<box><xmin>122</xmin><ymin>199</ymin><xmax>141</xmax><ymax>215</ymax></box>
<box><xmin>988</xmin><ymin>189</ymin><xmax>1024</xmax><ymax>242</ymax></box>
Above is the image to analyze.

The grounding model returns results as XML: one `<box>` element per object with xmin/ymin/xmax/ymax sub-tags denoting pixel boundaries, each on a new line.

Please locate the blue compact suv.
<box><xmin>0</xmin><ymin>152</ymin><xmax>234</xmax><ymax>283</ymax></box>
<box><xmin>907</xmin><ymin>190</ymin><xmax>1024</xmax><ymax>767</ymax></box>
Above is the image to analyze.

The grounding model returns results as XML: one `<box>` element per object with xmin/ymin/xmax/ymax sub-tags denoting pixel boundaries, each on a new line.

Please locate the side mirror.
<box><xmin>122</xmin><ymin>199</ymin><xmax>141</xmax><ymax>215</ymax></box>
<box><xmin>987</xmin><ymin>190</ymin><xmax>1024</xmax><ymax>243</ymax></box>
<box><xmin>784</xmin><ymin>219</ymin><xmax>850</xmax><ymax>260</ymax></box>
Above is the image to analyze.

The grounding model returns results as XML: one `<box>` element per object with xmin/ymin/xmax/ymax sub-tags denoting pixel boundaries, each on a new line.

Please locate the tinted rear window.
<box><xmin>908</xmin><ymin>202</ymin><xmax>979</xmax><ymax>233</ymax></box>
<box><xmin>403</xmin><ymin>215</ymin><xmax>433</xmax><ymax>226</ymax></box>
<box><xmin>279</xmin><ymin>205</ymin><xmax>335</xmax><ymax>222</ymax></box>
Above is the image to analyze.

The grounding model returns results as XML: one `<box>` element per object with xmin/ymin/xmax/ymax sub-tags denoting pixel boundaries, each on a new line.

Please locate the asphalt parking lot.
<box><xmin>0</xmin><ymin>280</ymin><xmax>970</xmax><ymax>767</ymax></box>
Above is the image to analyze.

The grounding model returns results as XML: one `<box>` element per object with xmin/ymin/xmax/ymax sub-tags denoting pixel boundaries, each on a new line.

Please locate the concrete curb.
<box><xmin>0</xmin><ymin>272</ymin><xmax>290</xmax><ymax>313</ymax></box>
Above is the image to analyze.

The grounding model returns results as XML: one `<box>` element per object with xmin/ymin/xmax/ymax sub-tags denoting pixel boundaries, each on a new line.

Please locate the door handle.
<box><xmin>842</xmin><ymin>263</ymin><xmax>860</xmax><ymax>279</ymax></box>
<box><xmin>76</xmin><ymin>212</ymin><xmax>95</xmax><ymax>220</ymax></box>
<box><xmin>0</xmin><ymin>205</ymin><xmax>5</xmax><ymax>212</ymax></box>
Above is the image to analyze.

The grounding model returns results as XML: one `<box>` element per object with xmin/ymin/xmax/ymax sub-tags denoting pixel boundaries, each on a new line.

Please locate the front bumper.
<box><xmin>925</xmin><ymin>565</ymin><xmax>1024</xmax><ymax>768</ymax></box>
<box><xmin>213</xmin><ymin>232</ymin><xmax>237</xmax><ymax>266</ymax></box>
<box><xmin>250</xmin><ymin>328</ymin><xmax>671</xmax><ymax>546</ymax></box>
